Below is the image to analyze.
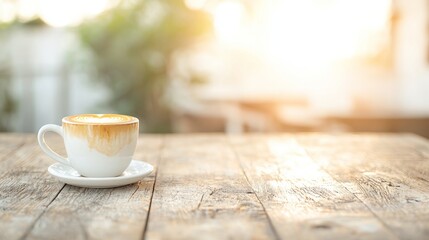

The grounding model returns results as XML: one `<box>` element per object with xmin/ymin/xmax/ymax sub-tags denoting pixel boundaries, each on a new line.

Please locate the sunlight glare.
<box><xmin>38</xmin><ymin>0</ymin><xmax>110</xmax><ymax>27</ymax></box>
<box><xmin>39</xmin><ymin>0</ymin><xmax>82</xmax><ymax>27</ymax></box>
<box><xmin>185</xmin><ymin>0</ymin><xmax>207</xmax><ymax>10</ymax></box>
<box><xmin>268</xmin><ymin>139</ymin><xmax>323</xmax><ymax>179</ymax></box>
<box><xmin>0</xmin><ymin>1</ymin><xmax>16</xmax><ymax>23</ymax></box>
<box><xmin>211</xmin><ymin>0</ymin><xmax>392</xmax><ymax>69</ymax></box>
<box><xmin>16</xmin><ymin>0</ymin><xmax>37</xmax><ymax>21</ymax></box>
<box><xmin>213</xmin><ymin>1</ymin><xmax>244</xmax><ymax>44</ymax></box>
<box><xmin>262</xmin><ymin>0</ymin><xmax>392</xmax><ymax>68</ymax></box>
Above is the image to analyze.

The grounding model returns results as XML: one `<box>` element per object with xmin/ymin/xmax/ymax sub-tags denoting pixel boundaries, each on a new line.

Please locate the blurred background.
<box><xmin>0</xmin><ymin>0</ymin><xmax>428</xmax><ymax>136</ymax></box>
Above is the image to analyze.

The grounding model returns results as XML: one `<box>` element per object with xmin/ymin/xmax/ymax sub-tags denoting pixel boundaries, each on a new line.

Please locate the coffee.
<box><xmin>64</xmin><ymin>114</ymin><xmax>136</xmax><ymax>124</ymax></box>
<box><xmin>38</xmin><ymin>114</ymin><xmax>139</xmax><ymax>178</ymax></box>
<box><xmin>63</xmin><ymin>114</ymin><xmax>138</xmax><ymax>156</ymax></box>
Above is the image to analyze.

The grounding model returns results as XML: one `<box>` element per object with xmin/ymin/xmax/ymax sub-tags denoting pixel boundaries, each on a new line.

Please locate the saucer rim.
<box><xmin>48</xmin><ymin>160</ymin><xmax>154</xmax><ymax>181</ymax></box>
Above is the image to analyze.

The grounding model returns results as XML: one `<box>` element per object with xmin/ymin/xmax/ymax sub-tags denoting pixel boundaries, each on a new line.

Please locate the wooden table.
<box><xmin>1</xmin><ymin>133</ymin><xmax>429</xmax><ymax>239</ymax></box>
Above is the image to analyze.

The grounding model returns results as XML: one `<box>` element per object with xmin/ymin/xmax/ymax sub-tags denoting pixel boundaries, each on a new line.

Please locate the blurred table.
<box><xmin>1</xmin><ymin>133</ymin><xmax>429</xmax><ymax>239</ymax></box>
<box><xmin>191</xmin><ymin>85</ymin><xmax>307</xmax><ymax>133</ymax></box>
<box><xmin>325</xmin><ymin>114</ymin><xmax>429</xmax><ymax>138</ymax></box>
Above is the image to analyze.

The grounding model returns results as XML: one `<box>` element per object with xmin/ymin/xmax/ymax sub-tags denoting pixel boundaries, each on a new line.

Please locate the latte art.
<box><xmin>64</xmin><ymin>114</ymin><xmax>137</xmax><ymax>125</ymax></box>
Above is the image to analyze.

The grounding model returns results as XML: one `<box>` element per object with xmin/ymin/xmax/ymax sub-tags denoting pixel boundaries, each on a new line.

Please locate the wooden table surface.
<box><xmin>1</xmin><ymin>133</ymin><xmax>429</xmax><ymax>240</ymax></box>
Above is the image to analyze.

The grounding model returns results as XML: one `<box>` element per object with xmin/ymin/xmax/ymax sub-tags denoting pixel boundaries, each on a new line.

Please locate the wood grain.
<box><xmin>145</xmin><ymin>135</ymin><xmax>277</xmax><ymax>240</ymax></box>
<box><xmin>24</xmin><ymin>135</ymin><xmax>162</xmax><ymax>240</ymax></box>
<box><xmin>0</xmin><ymin>135</ymin><xmax>65</xmax><ymax>240</ymax></box>
<box><xmin>296</xmin><ymin>133</ymin><xmax>429</xmax><ymax>239</ymax></box>
<box><xmin>0</xmin><ymin>133</ymin><xmax>30</xmax><ymax>163</ymax></box>
<box><xmin>229</xmin><ymin>134</ymin><xmax>397</xmax><ymax>240</ymax></box>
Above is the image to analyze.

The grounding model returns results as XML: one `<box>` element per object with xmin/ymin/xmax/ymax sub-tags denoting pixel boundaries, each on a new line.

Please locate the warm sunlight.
<box><xmin>39</xmin><ymin>0</ymin><xmax>110</xmax><ymax>27</ymax></box>
<box><xmin>213</xmin><ymin>0</ymin><xmax>392</xmax><ymax>69</ymax></box>
<box><xmin>264</xmin><ymin>0</ymin><xmax>392</xmax><ymax>68</ymax></box>
<box><xmin>184</xmin><ymin>0</ymin><xmax>207</xmax><ymax>10</ymax></box>
<box><xmin>0</xmin><ymin>1</ymin><xmax>15</xmax><ymax>23</ymax></box>
<box><xmin>0</xmin><ymin>0</ymin><xmax>111</xmax><ymax>27</ymax></box>
<box><xmin>213</xmin><ymin>1</ymin><xmax>245</xmax><ymax>44</ymax></box>
<box><xmin>267</xmin><ymin>139</ymin><xmax>323</xmax><ymax>179</ymax></box>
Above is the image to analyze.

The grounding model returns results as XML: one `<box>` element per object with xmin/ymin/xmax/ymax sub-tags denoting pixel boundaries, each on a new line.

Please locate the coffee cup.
<box><xmin>38</xmin><ymin>114</ymin><xmax>139</xmax><ymax>178</ymax></box>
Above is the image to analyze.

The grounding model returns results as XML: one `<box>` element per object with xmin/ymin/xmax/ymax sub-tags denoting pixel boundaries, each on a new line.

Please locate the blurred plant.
<box><xmin>77</xmin><ymin>0</ymin><xmax>212</xmax><ymax>132</ymax></box>
<box><xmin>0</xmin><ymin>59</ymin><xmax>15</xmax><ymax>132</ymax></box>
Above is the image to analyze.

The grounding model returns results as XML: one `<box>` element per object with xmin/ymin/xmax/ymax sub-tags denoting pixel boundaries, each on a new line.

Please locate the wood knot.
<box><xmin>311</xmin><ymin>224</ymin><xmax>332</xmax><ymax>229</ymax></box>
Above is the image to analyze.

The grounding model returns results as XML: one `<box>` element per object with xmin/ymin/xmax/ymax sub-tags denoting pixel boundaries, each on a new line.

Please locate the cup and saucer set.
<box><xmin>38</xmin><ymin>114</ymin><xmax>153</xmax><ymax>188</ymax></box>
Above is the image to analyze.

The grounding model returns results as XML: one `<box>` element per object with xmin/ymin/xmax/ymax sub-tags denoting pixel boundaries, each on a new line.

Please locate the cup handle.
<box><xmin>37</xmin><ymin>124</ymin><xmax>70</xmax><ymax>166</ymax></box>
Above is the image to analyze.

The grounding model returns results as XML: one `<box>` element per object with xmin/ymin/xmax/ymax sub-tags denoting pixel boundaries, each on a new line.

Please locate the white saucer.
<box><xmin>48</xmin><ymin>160</ymin><xmax>154</xmax><ymax>188</ymax></box>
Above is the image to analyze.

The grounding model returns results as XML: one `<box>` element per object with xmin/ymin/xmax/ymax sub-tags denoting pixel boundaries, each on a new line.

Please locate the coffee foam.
<box><xmin>64</xmin><ymin>114</ymin><xmax>137</xmax><ymax>125</ymax></box>
<box><xmin>63</xmin><ymin>114</ymin><xmax>139</xmax><ymax>156</ymax></box>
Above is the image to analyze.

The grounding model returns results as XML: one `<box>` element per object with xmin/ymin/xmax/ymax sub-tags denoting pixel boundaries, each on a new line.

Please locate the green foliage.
<box><xmin>77</xmin><ymin>0</ymin><xmax>212</xmax><ymax>132</ymax></box>
<box><xmin>0</xmin><ymin>63</ymin><xmax>14</xmax><ymax>132</ymax></box>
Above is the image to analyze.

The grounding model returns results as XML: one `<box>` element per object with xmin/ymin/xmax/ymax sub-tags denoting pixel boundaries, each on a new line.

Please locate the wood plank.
<box><xmin>296</xmin><ymin>133</ymin><xmax>429</xmax><ymax>239</ymax></box>
<box><xmin>229</xmin><ymin>134</ymin><xmax>396</xmax><ymax>240</ymax></box>
<box><xmin>0</xmin><ymin>133</ymin><xmax>31</xmax><ymax>162</ymax></box>
<box><xmin>145</xmin><ymin>134</ymin><xmax>277</xmax><ymax>240</ymax></box>
<box><xmin>0</xmin><ymin>134</ymin><xmax>66</xmax><ymax>177</ymax></box>
<box><xmin>0</xmin><ymin>135</ymin><xmax>65</xmax><ymax>240</ymax></box>
<box><xmin>0</xmin><ymin>133</ymin><xmax>30</xmax><ymax>144</ymax></box>
<box><xmin>24</xmin><ymin>135</ymin><xmax>162</xmax><ymax>240</ymax></box>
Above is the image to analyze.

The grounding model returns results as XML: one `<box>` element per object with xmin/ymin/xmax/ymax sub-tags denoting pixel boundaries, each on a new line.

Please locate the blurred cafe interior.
<box><xmin>0</xmin><ymin>0</ymin><xmax>429</xmax><ymax>137</ymax></box>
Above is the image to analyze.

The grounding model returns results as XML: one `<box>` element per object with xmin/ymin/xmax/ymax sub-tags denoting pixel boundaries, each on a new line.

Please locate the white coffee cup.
<box><xmin>38</xmin><ymin>114</ymin><xmax>139</xmax><ymax>178</ymax></box>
